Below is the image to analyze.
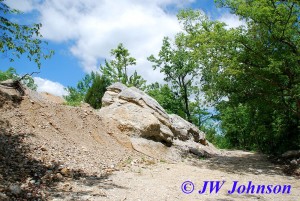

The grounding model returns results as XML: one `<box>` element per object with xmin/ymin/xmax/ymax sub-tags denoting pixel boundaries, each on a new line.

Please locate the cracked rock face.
<box><xmin>99</xmin><ymin>83</ymin><xmax>206</xmax><ymax>148</ymax></box>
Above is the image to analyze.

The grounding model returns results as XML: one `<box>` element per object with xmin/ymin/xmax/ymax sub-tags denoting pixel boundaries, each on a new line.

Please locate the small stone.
<box><xmin>56</xmin><ymin>173</ymin><xmax>63</xmax><ymax>180</ymax></box>
<box><xmin>60</xmin><ymin>167</ymin><xmax>69</xmax><ymax>176</ymax></box>
<box><xmin>290</xmin><ymin>159</ymin><xmax>298</xmax><ymax>165</ymax></box>
<box><xmin>0</xmin><ymin>192</ymin><xmax>8</xmax><ymax>201</ymax></box>
<box><xmin>9</xmin><ymin>184</ymin><xmax>22</xmax><ymax>195</ymax></box>
<box><xmin>20</xmin><ymin>183</ymin><xmax>28</xmax><ymax>189</ymax></box>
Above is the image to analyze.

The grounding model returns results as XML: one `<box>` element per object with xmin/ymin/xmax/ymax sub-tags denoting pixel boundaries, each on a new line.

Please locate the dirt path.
<box><xmin>48</xmin><ymin>150</ymin><xmax>300</xmax><ymax>201</ymax></box>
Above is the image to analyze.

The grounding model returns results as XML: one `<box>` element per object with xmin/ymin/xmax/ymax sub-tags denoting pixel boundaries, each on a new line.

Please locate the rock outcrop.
<box><xmin>98</xmin><ymin>83</ymin><xmax>218</xmax><ymax>160</ymax></box>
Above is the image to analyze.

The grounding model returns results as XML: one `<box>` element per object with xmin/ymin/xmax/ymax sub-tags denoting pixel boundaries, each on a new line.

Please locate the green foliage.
<box><xmin>85</xmin><ymin>74</ymin><xmax>110</xmax><ymax>109</ymax></box>
<box><xmin>64</xmin><ymin>87</ymin><xmax>84</xmax><ymax>106</ymax></box>
<box><xmin>0</xmin><ymin>67</ymin><xmax>17</xmax><ymax>81</ymax></box>
<box><xmin>100</xmin><ymin>43</ymin><xmax>146</xmax><ymax>89</ymax></box>
<box><xmin>205</xmin><ymin>130</ymin><xmax>232</xmax><ymax>149</ymax></box>
<box><xmin>148</xmin><ymin>34</ymin><xmax>199</xmax><ymax>121</ymax></box>
<box><xmin>64</xmin><ymin>72</ymin><xmax>97</xmax><ymax>106</ymax></box>
<box><xmin>0</xmin><ymin>67</ymin><xmax>37</xmax><ymax>90</ymax></box>
<box><xmin>0</xmin><ymin>1</ymin><xmax>54</xmax><ymax>68</ymax></box>
<box><xmin>64</xmin><ymin>72</ymin><xmax>111</xmax><ymax>109</ymax></box>
<box><xmin>179</xmin><ymin>1</ymin><xmax>300</xmax><ymax>153</ymax></box>
<box><xmin>128</xmin><ymin>71</ymin><xmax>146</xmax><ymax>90</ymax></box>
<box><xmin>189</xmin><ymin>89</ymin><xmax>214</xmax><ymax>128</ymax></box>
<box><xmin>146</xmin><ymin>82</ymin><xmax>185</xmax><ymax>116</ymax></box>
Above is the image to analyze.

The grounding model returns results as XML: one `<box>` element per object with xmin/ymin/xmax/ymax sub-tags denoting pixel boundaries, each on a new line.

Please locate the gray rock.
<box><xmin>99</xmin><ymin>83</ymin><xmax>174</xmax><ymax>145</ymax></box>
<box><xmin>9</xmin><ymin>184</ymin><xmax>22</xmax><ymax>195</ymax></box>
<box><xmin>98</xmin><ymin>83</ymin><xmax>218</xmax><ymax>157</ymax></box>
<box><xmin>282</xmin><ymin>150</ymin><xmax>300</xmax><ymax>158</ymax></box>
<box><xmin>173</xmin><ymin>139</ymin><xmax>220</xmax><ymax>157</ymax></box>
<box><xmin>107</xmin><ymin>82</ymin><xmax>128</xmax><ymax>92</ymax></box>
<box><xmin>0</xmin><ymin>192</ymin><xmax>9</xmax><ymax>201</ymax></box>
<box><xmin>130</xmin><ymin>137</ymin><xmax>182</xmax><ymax>162</ymax></box>
<box><xmin>169</xmin><ymin>114</ymin><xmax>205</xmax><ymax>142</ymax></box>
<box><xmin>290</xmin><ymin>159</ymin><xmax>298</xmax><ymax>166</ymax></box>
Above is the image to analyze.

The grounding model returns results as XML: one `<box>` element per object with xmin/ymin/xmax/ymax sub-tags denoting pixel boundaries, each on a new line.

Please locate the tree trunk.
<box><xmin>183</xmin><ymin>85</ymin><xmax>191</xmax><ymax>122</ymax></box>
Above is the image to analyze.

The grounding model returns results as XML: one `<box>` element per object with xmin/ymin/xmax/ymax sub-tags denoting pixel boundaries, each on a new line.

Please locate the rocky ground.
<box><xmin>0</xmin><ymin>83</ymin><xmax>299</xmax><ymax>200</ymax></box>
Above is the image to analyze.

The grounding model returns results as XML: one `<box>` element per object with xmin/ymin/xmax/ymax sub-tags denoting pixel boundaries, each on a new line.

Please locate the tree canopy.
<box><xmin>100</xmin><ymin>43</ymin><xmax>146</xmax><ymax>89</ymax></box>
<box><xmin>0</xmin><ymin>1</ymin><xmax>53</xmax><ymax>68</ymax></box>
<box><xmin>178</xmin><ymin>0</ymin><xmax>300</xmax><ymax>153</ymax></box>
<box><xmin>148</xmin><ymin>34</ymin><xmax>199</xmax><ymax>122</ymax></box>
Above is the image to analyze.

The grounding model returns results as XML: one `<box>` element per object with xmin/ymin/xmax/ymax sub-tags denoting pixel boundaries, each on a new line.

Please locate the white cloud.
<box><xmin>4</xmin><ymin>0</ymin><xmax>37</xmax><ymax>12</ymax></box>
<box><xmin>218</xmin><ymin>13</ymin><xmax>246</xmax><ymax>28</ymax></box>
<box><xmin>33</xmin><ymin>77</ymin><xmax>69</xmax><ymax>97</ymax></box>
<box><xmin>7</xmin><ymin>0</ymin><xmax>196</xmax><ymax>84</ymax></box>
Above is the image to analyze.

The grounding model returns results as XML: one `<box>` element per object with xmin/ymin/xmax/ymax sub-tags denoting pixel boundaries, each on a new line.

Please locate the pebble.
<box><xmin>56</xmin><ymin>173</ymin><xmax>63</xmax><ymax>180</ymax></box>
<box><xmin>290</xmin><ymin>159</ymin><xmax>298</xmax><ymax>165</ymax></box>
<box><xmin>29</xmin><ymin>179</ymin><xmax>36</xmax><ymax>184</ymax></box>
<box><xmin>0</xmin><ymin>192</ymin><xmax>8</xmax><ymax>201</ymax></box>
<box><xmin>9</xmin><ymin>184</ymin><xmax>22</xmax><ymax>195</ymax></box>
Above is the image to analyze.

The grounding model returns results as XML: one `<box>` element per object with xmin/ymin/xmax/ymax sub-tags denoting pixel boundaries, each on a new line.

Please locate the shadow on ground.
<box><xmin>0</xmin><ymin>119</ymin><xmax>125</xmax><ymax>200</ymax></box>
<box><xmin>189</xmin><ymin>151</ymin><xmax>284</xmax><ymax>176</ymax></box>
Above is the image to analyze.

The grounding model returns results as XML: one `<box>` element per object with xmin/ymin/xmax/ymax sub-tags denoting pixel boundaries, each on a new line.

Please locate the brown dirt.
<box><xmin>0</xmin><ymin>88</ymin><xmax>299</xmax><ymax>200</ymax></box>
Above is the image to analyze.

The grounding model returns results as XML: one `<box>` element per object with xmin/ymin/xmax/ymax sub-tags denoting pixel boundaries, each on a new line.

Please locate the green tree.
<box><xmin>0</xmin><ymin>1</ymin><xmax>53</xmax><ymax>68</ymax></box>
<box><xmin>64</xmin><ymin>72</ymin><xmax>96</xmax><ymax>106</ymax></box>
<box><xmin>146</xmin><ymin>82</ymin><xmax>185</xmax><ymax>116</ymax></box>
<box><xmin>179</xmin><ymin>1</ymin><xmax>300</xmax><ymax>153</ymax></box>
<box><xmin>85</xmin><ymin>74</ymin><xmax>110</xmax><ymax>109</ymax></box>
<box><xmin>128</xmin><ymin>71</ymin><xmax>146</xmax><ymax>89</ymax></box>
<box><xmin>100</xmin><ymin>43</ymin><xmax>147</xmax><ymax>88</ymax></box>
<box><xmin>64</xmin><ymin>72</ymin><xmax>111</xmax><ymax>108</ymax></box>
<box><xmin>189</xmin><ymin>90</ymin><xmax>213</xmax><ymax>128</ymax></box>
<box><xmin>148</xmin><ymin>34</ymin><xmax>199</xmax><ymax>122</ymax></box>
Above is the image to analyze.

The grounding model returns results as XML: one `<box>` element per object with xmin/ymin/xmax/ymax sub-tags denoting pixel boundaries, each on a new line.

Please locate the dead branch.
<box><xmin>17</xmin><ymin>71</ymin><xmax>40</xmax><ymax>81</ymax></box>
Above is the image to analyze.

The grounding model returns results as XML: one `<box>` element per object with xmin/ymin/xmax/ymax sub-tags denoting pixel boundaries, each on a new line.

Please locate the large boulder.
<box><xmin>99</xmin><ymin>83</ymin><xmax>174</xmax><ymax>146</ymax></box>
<box><xmin>98</xmin><ymin>83</ymin><xmax>216</xmax><ymax>159</ymax></box>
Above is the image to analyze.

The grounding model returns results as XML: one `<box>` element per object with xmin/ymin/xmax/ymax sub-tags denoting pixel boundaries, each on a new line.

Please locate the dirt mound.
<box><xmin>40</xmin><ymin>92</ymin><xmax>65</xmax><ymax>104</ymax></box>
<box><xmin>0</xmin><ymin>86</ymin><xmax>146</xmax><ymax>200</ymax></box>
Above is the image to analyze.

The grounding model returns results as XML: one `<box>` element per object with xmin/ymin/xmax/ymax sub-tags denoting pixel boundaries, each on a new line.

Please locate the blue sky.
<box><xmin>1</xmin><ymin>0</ymin><xmax>243</xmax><ymax>96</ymax></box>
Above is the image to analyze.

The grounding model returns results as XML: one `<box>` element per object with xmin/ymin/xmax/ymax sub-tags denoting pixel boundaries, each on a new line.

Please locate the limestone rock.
<box><xmin>173</xmin><ymin>139</ymin><xmax>220</xmax><ymax>158</ymax></box>
<box><xmin>282</xmin><ymin>150</ymin><xmax>300</xmax><ymax>158</ymax></box>
<box><xmin>130</xmin><ymin>138</ymin><xmax>182</xmax><ymax>162</ymax></box>
<box><xmin>99</xmin><ymin>83</ymin><xmax>174</xmax><ymax>146</ymax></box>
<box><xmin>98</xmin><ymin>82</ymin><xmax>217</xmax><ymax>157</ymax></box>
<box><xmin>169</xmin><ymin>114</ymin><xmax>205</xmax><ymax>142</ymax></box>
